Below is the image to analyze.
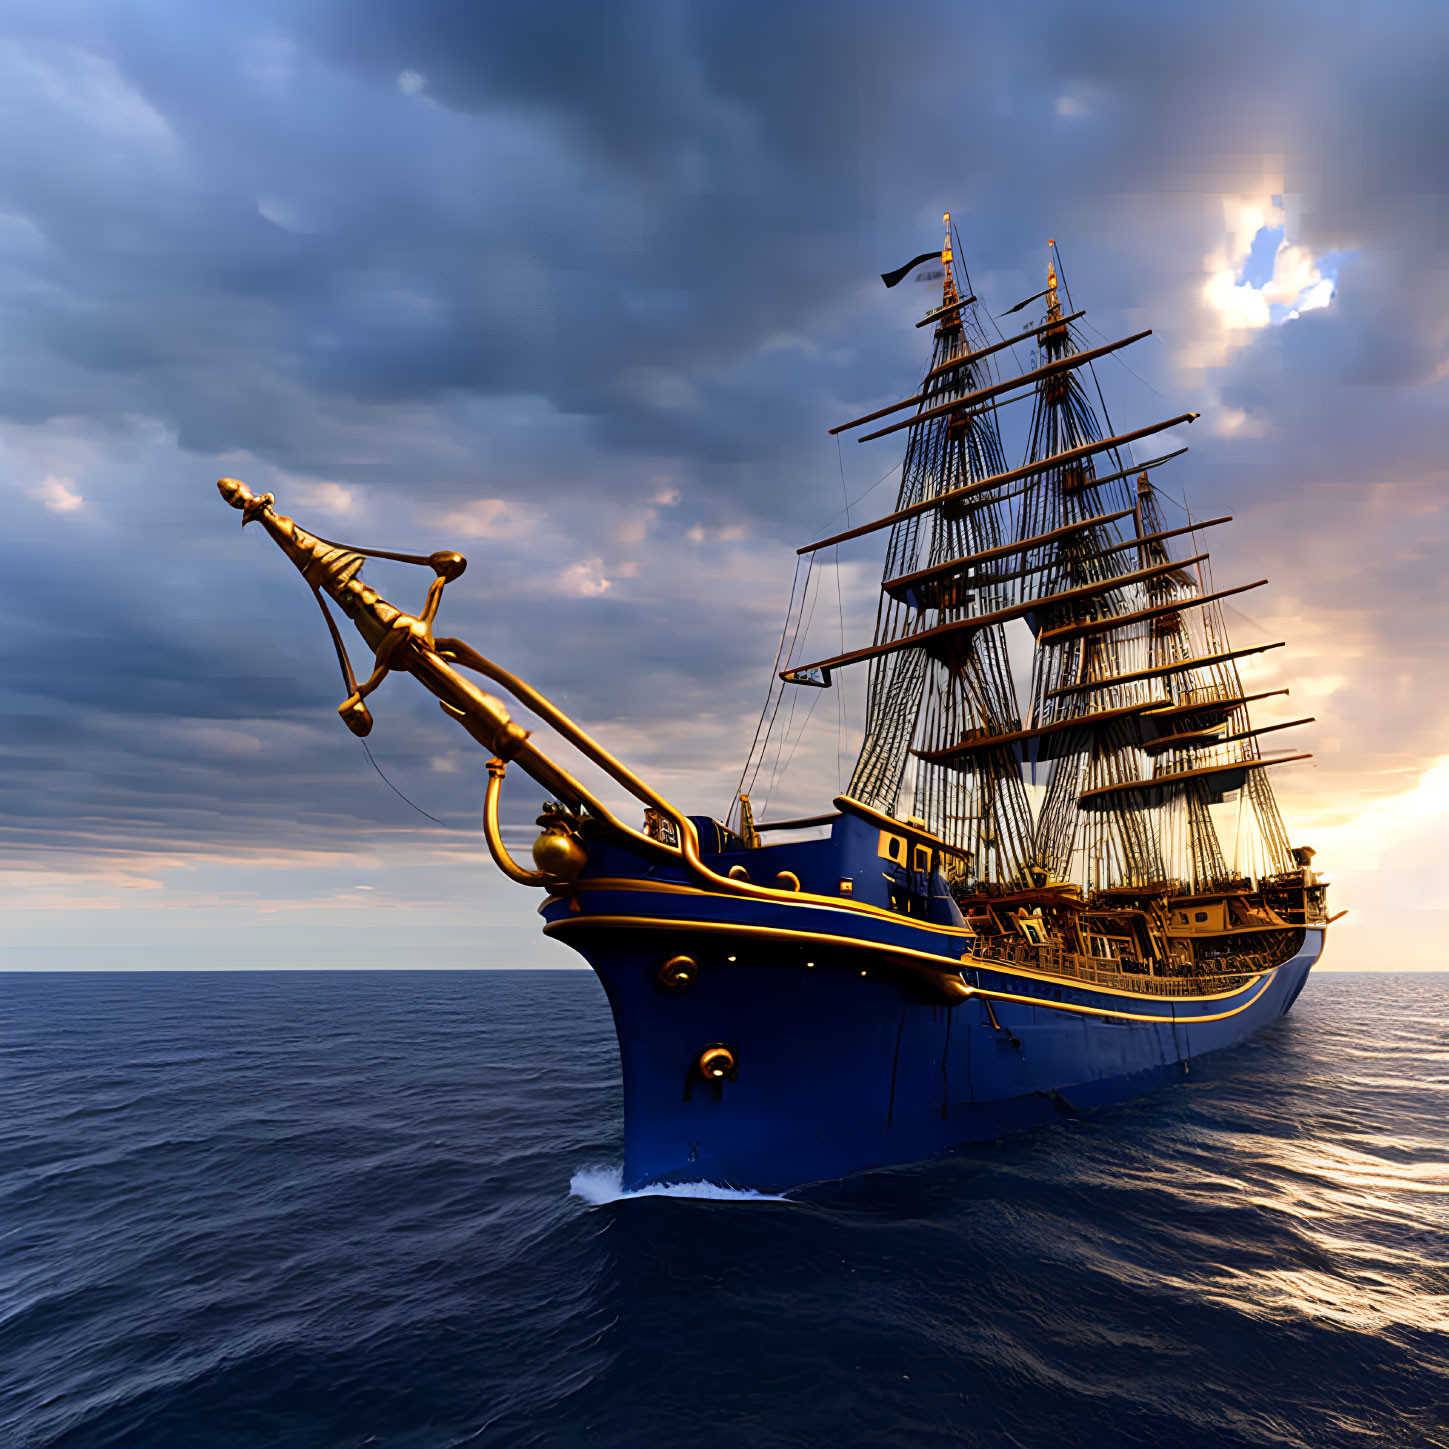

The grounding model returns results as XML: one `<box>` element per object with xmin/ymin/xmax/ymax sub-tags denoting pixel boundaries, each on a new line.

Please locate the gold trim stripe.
<box><xmin>968</xmin><ymin>976</ymin><xmax>1276</xmax><ymax>1025</ymax></box>
<box><xmin>971</xmin><ymin>958</ymin><xmax>1272</xmax><ymax>1003</ymax></box>
<box><xmin>554</xmin><ymin>875</ymin><xmax>979</xmax><ymax>939</ymax></box>
<box><xmin>546</xmin><ymin>904</ymin><xmax>1274</xmax><ymax>1003</ymax></box>
<box><xmin>544</xmin><ymin>914</ymin><xmax>971</xmax><ymax>998</ymax></box>
<box><xmin>544</xmin><ymin>913</ymin><xmax>1284</xmax><ymax>1016</ymax></box>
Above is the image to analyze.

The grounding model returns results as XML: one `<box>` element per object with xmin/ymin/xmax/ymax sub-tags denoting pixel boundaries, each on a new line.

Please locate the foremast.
<box><xmin>841</xmin><ymin>215</ymin><xmax>1031</xmax><ymax>883</ymax></box>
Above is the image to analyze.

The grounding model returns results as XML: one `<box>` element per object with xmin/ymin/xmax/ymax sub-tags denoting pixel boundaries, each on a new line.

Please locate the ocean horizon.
<box><xmin>3</xmin><ymin>969</ymin><xmax>1445</xmax><ymax>1448</ymax></box>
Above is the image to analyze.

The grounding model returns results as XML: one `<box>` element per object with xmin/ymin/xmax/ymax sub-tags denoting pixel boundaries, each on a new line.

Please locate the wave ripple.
<box><xmin>2</xmin><ymin>970</ymin><xmax>1446</xmax><ymax>1449</ymax></box>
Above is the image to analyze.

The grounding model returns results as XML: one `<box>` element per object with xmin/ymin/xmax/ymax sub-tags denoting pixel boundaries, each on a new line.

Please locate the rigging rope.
<box><xmin>956</xmin><ymin>220</ymin><xmax>1031</xmax><ymax>377</ymax></box>
<box><xmin>730</xmin><ymin>552</ymin><xmax>807</xmax><ymax>818</ymax></box>
<box><xmin>741</xmin><ymin>550</ymin><xmax>819</xmax><ymax>807</ymax></box>
<box><xmin>766</xmin><ymin>684</ymin><xmax>827</xmax><ymax>816</ymax></box>
<box><xmin>810</xmin><ymin>458</ymin><xmax>903</xmax><ymax>536</ymax></box>
<box><xmin>1075</xmin><ymin>316</ymin><xmax>1164</xmax><ymax>399</ymax></box>
<box><xmin>360</xmin><ymin>740</ymin><xmax>446</xmax><ymax>825</ymax></box>
<box><xmin>757</xmin><ymin>565</ymin><xmax>824</xmax><ymax>804</ymax></box>
<box><xmin>835</xmin><ymin>435</ymin><xmax>850</xmax><ymax>789</ymax></box>
<box><xmin>1051</xmin><ymin>240</ymin><xmax>1075</xmax><ymax>312</ymax></box>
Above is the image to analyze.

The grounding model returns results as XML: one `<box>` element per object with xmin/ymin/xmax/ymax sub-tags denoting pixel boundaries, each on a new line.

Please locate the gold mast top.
<box><xmin>940</xmin><ymin>211</ymin><xmax>956</xmax><ymax>311</ymax></box>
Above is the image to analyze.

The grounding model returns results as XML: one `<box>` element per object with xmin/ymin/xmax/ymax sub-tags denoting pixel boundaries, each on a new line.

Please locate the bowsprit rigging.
<box><xmin>215</xmin><ymin>211</ymin><xmax>1335</xmax><ymax>1193</ymax></box>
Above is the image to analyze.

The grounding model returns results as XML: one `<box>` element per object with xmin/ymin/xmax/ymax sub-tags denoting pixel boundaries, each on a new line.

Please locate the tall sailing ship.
<box><xmin>217</xmin><ymin>217</ymin><xmax>1335</xmax><ymax>1191</ymax></box>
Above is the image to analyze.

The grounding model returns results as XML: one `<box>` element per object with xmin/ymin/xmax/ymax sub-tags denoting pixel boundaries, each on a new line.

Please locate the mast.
<box><xmin>842</xmin><ymin>215</ymin><xmax>1031</xmax><ymax>883</ymax></box>
<box><xmin>1008</xmin><ymin>246</ymin><xmax>1309</xmax><ymax>893</ymax></box>
<box><xmin>769</xmin><ymin>228</ymin><xmax>1309</xmax><ymax>899</ymax></box>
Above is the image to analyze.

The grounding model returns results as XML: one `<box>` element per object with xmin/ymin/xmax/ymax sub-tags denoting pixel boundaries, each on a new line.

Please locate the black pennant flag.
<box><xmin>1000</xmin><ymin>286</ymin><xmax>1051</xmax><ymax>316</ymax></box>
<box><xmin>880</xmin><ymin>251</ymin><xmax>942</xmax><ymax>289</ymax></box>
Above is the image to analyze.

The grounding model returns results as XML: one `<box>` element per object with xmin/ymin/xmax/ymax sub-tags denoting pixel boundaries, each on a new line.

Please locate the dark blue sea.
<box><xmin>2</xmin><ymin>971</ymin><xmax>1445</xmax><ymax>1449</ymax></box>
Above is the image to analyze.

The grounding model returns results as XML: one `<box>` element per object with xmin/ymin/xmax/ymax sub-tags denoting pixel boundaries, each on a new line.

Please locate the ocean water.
<box><xmin>1</xmin><ymin>971</ymin><xmax>1445</xmax><ymax>1449</ymax></box>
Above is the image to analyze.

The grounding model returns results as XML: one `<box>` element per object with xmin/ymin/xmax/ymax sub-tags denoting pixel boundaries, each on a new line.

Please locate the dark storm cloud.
<box><xmin>0</xmin><ymin>0</ymin><xmax>999</xmax><ymax>511</ymax></box>
<box><xmin>1</xmin><ymin>0</ymin><xmax>1447</xmax><ymax>879</ymax></box>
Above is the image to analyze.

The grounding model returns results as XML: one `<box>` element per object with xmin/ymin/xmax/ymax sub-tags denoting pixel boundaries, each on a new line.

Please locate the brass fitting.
<box><xmin>696</xmin><ymin>1044</ymin><xmax>737</xmax><ymax>1082</ymax></box>
<box><xmin>657</xmin><ymin>955</ymin><xmax>698</xmax><ymax>989</ymax></box>
<box><xmin>338</xmin><ymin>697</ymin><xmax>374</xmax><ymax>737</ymax></box>
<box><xmin>531</xmin><ymin>821</ymin><xmax>588</xmax><ymax>883</ymax></box>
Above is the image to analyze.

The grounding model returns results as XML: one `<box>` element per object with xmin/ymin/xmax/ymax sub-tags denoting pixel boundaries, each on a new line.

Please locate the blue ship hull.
<box><xmin>541</xmin><ymin>810</ymin><xmax>1322</xmax><ymax>1191</ymax></box>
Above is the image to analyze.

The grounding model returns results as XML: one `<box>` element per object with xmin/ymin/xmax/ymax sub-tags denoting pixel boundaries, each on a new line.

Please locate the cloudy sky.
<box><xmin>2</xmin><ymin>0</ymin><xmax>1445</xmax><ymax>970</ymax></box>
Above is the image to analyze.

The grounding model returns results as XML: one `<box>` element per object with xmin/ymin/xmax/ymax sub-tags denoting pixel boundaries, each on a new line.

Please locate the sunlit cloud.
<box><xmin>0</xmin><ymin>39</ymin><xmax>179</xmax><ymax>156</ymax></box>
<box><xmin>438</xmin><ymin>497</ymin><xmax>540</xmax><ymax>539</ymax></box>
<box><xmin>30</xmin><ymin>473</ymin><xmax>83</xmax><ymax>512</ymax></box>
<box><xmin>283</xmin><ymin>477</ymin><xmax>358</xmax><ymax>517</ymax></box>
<box><xmin>554</xmin><ymin>556</ymin><xmax>611</xmax><ymax>597</ymax></box>
<box><xmin>686</xmin><ymin>522</ymin><xmax>748</xmax><ymax>545</ymax></box>
<box><xmin>1196</xmin><ymin>196</ymin><xmax>1341</xmax><ymax>366</ymax></box>
<box><xmin>1307</xmin><ymin>757</ymin><xmax>1449</xmax><ymax>970</ymax></box>
<box><xmin>615</xmin><ymin>508</ymin><xmax>657</xmax><ymax>544</ymax></box>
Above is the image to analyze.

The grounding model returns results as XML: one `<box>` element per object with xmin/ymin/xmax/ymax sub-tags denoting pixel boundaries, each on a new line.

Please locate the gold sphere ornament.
<box><xmin>531</xmin><ymin>825</ymin><xmax>588</xmax><ymax>882</ymax></box>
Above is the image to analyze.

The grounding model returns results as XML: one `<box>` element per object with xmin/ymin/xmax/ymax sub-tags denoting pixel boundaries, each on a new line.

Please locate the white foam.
<box><xmin>569</xmin><ymin>1164</ymin><xmax>790</xmax><ymax>1205</ymax></box>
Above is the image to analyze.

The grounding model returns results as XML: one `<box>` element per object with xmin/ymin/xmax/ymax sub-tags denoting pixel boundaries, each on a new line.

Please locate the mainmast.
<box><xmin>1018</xmin><ymin>245</ymin><xmax>1174</xmax><ymax>889</ymax></box>
<box><xmin>1010</xmin><ymin>245</ymin><xmax>1309</xmax><ymax>893</ymax></box>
